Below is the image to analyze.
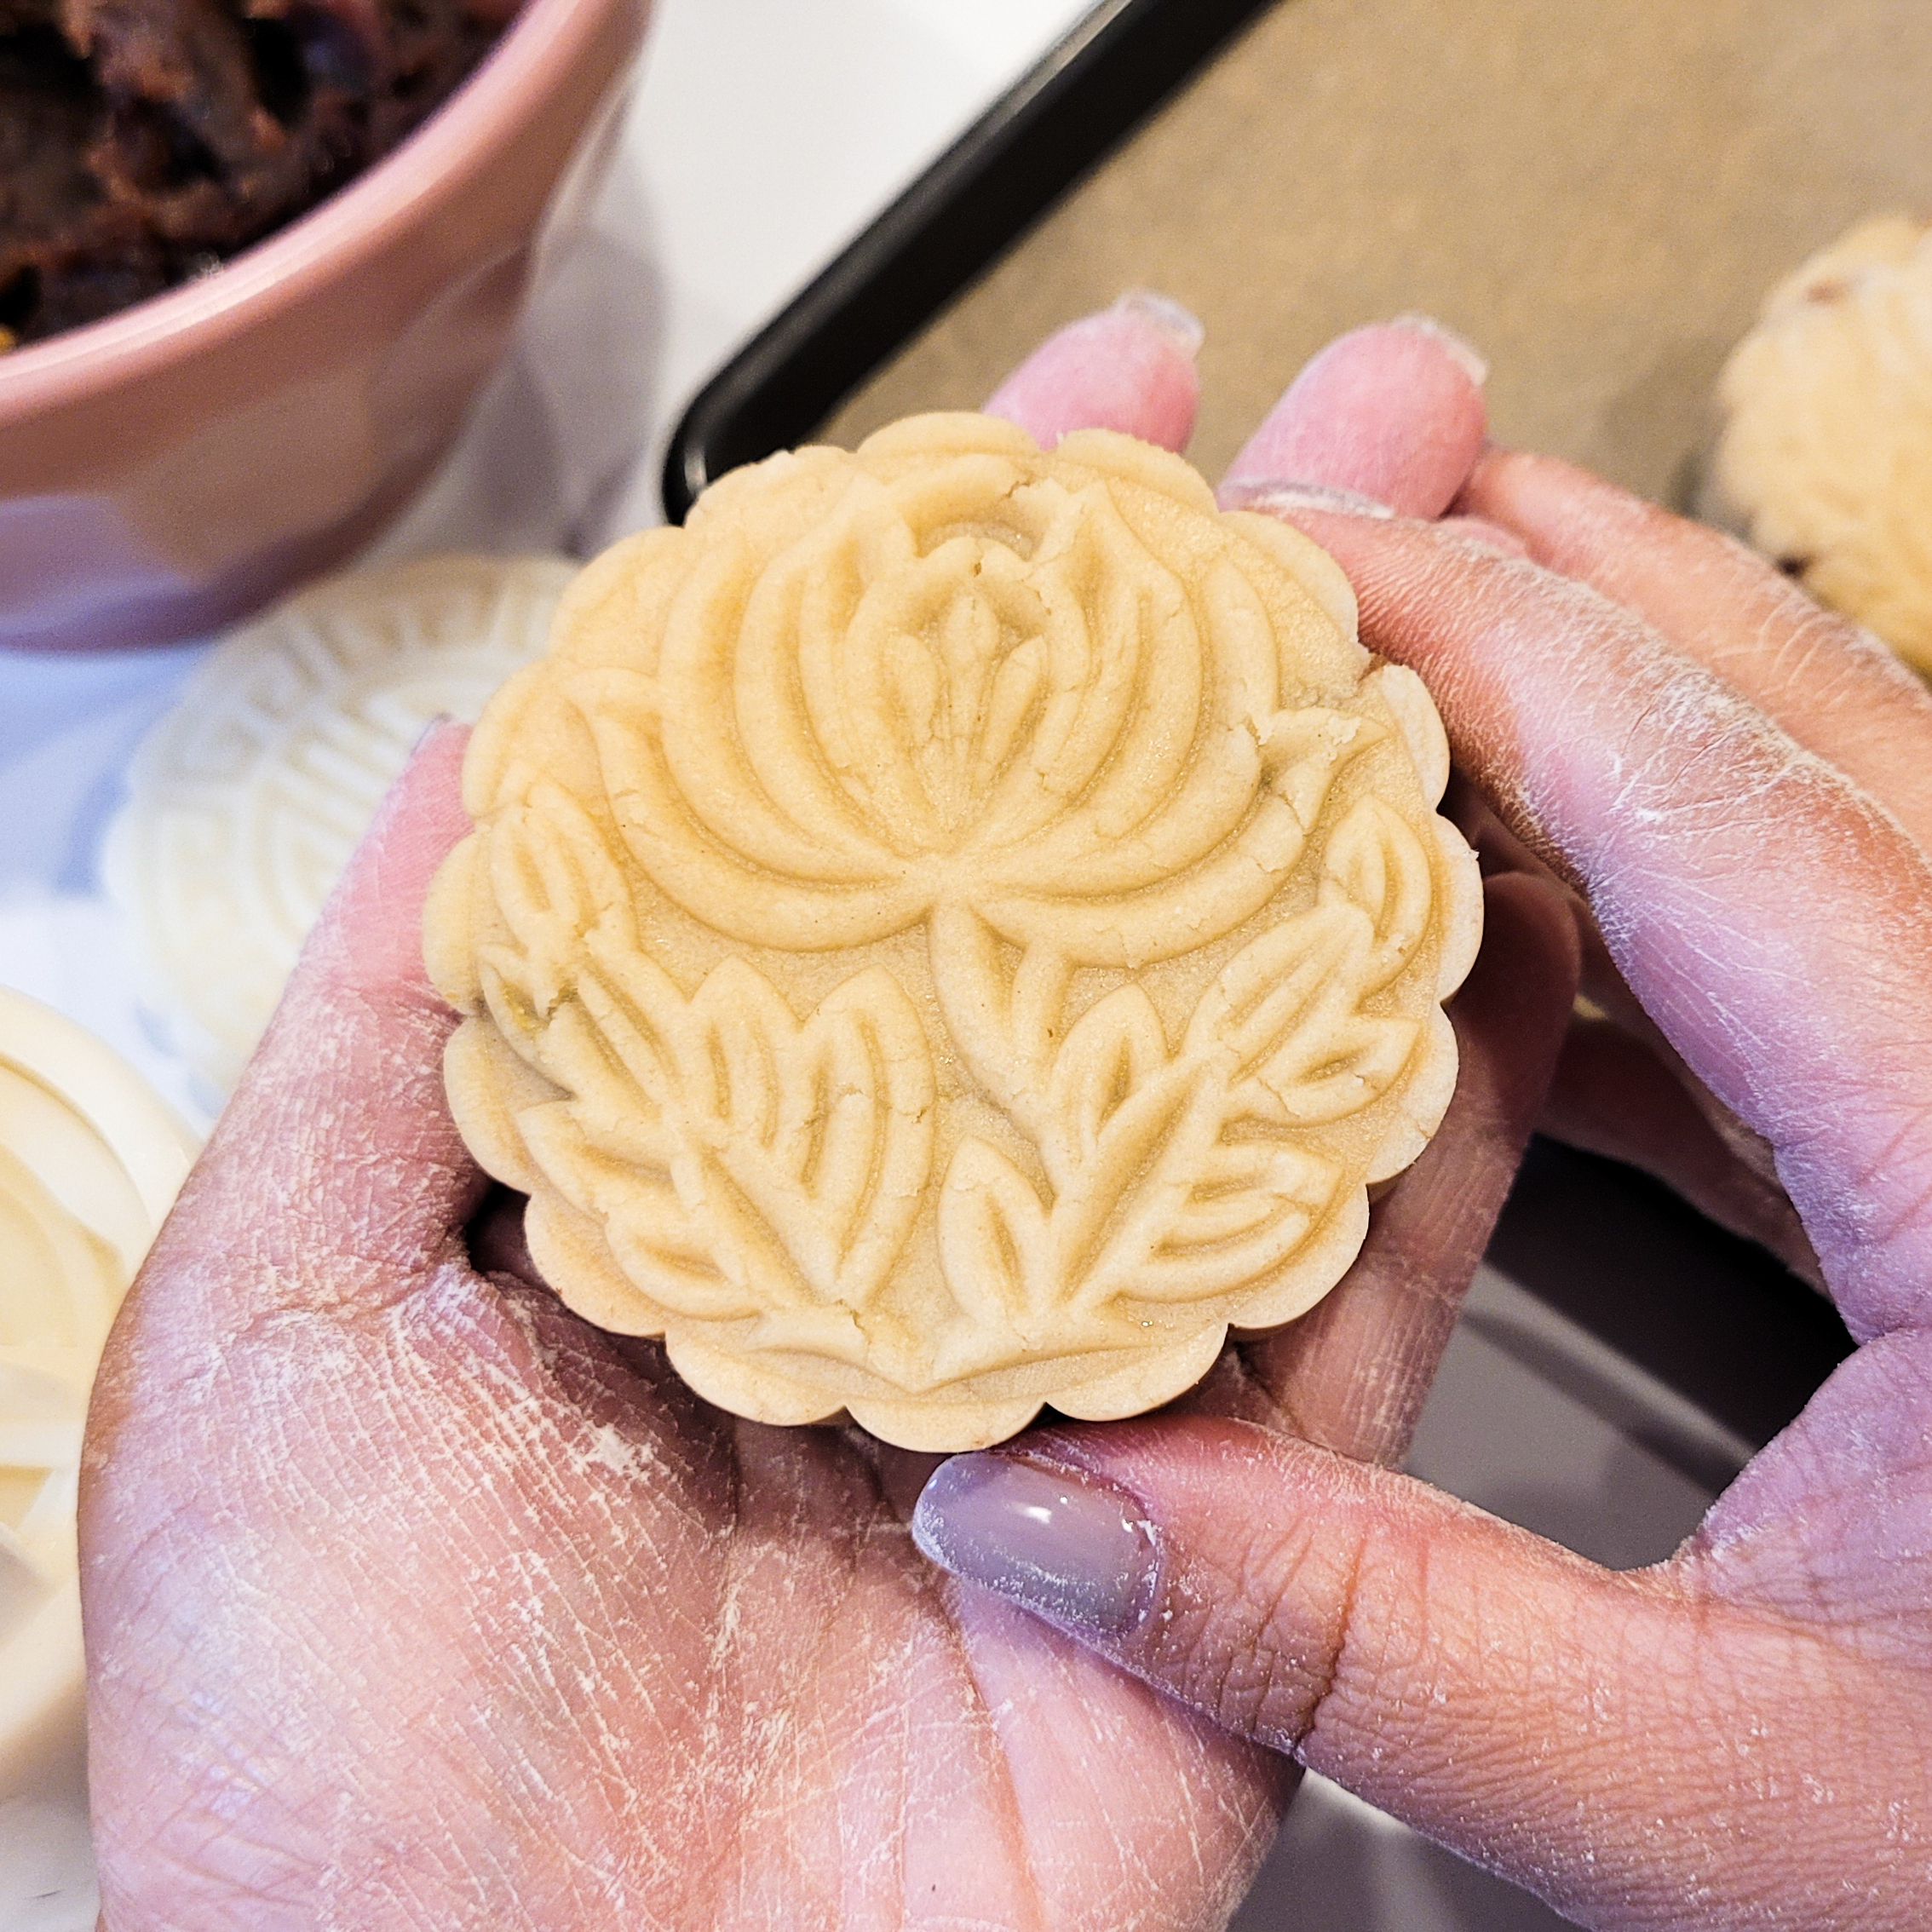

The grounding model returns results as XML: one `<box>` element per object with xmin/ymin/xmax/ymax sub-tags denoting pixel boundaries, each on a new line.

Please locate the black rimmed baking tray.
<box><xmin>662</xmin><ymin>0</ymin><xmax>1874</xmax><ymax>1467</ymax></box>
<box><xmin>660</xmin><ymin>0</ymin><xmax>1278</xmax><ymax>521</ymax></box>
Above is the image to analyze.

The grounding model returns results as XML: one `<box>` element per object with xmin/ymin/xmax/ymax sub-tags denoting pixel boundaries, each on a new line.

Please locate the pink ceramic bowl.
<box><xmin>0</xmin><ymin>0</ymin><xmax>652</xmax><ymax>653</ymax></box>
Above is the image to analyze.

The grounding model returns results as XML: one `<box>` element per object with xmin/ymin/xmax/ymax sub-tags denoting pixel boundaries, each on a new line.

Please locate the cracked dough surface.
<box><xmin>425</xmin><ymin>415</ymin><xmax>1482</xmax><ymax>1450</ymax></box>
<box><xmin>1709</xmin><ymin>215</ymin><xmax>1932</xmax><ymax>676</ymax></box>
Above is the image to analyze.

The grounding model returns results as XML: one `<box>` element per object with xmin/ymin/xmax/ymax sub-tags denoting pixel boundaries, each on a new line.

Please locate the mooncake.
<box><xmin>1707</xmin><ymin>215</ymin><xmax>1932</xmax><ymax>676</ymax></box>
<box><xmin>425</xmin><ymin>416</ymin><xmax>1482</xmax><ymax>1450</ymax></box>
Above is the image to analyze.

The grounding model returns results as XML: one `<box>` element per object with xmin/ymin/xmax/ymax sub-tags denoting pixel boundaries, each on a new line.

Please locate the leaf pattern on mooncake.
<box><xmin>426</xmin><ymin>415</ymin><xmax>1483</xmax><ymax>1450</ymax></box>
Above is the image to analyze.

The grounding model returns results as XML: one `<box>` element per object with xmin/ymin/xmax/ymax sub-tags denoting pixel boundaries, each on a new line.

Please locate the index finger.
<box><xmin>983</xmin><ymin>291</ymin><xmax>1204</xmax><ymax>451</ymax></box>
<box><xmin>1278</xmin><ymin>506</ymin><xmax>1932</xmax><ymax>1342</ymax></box>
<box><xmin>1463</xmin><ymin>448</ymin><xmax>1932</xmax><ymax>853</ymax></box>
<box><xmin>1220</xmin><ymin>318</ymin><xmax>1489</xmax><ymax>520</ymax></box>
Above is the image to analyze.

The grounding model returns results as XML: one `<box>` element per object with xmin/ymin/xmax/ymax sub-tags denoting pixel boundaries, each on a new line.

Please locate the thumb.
<box><xmin>912</xmin><ymin>1421</ymin><xmax>1889</xmax><ymax>1928</ymax></box>
<box><xmin>132</xmin><ymin>720</ymin><xmax>480</xmax><ymax>1326</ymax></box>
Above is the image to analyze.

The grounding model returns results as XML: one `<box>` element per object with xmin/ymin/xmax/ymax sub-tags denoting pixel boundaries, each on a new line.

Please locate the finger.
<box><xmin>1240</xmin><ymin>871</ymin><xmax>1579</xmax><ymax>1463</ymax></box>
<box><xmin>1452</xmin><ymin>785</ymin><xmax>1817</xmax><ymax>1276</ymax></box>
<box><xmin>141</xmin><ymin>722</ymin><xmax>480</xmax><ymax>1317</ymax></box>
<box><xmin>1463</xmin><ymin>448</ymin><xmax>1932</xmax><ymax>851</ymax></box>
<box><xmin>1218</xmin><ymin>318</ymin><xmax>1488</xmax><ymax>519</ymax></box>
<box><xmin>1263</xmin><ymin>508</ymin><xmax>1932</xmax><ymax>1339</ymax></box>
<box><xmin>911</xmin><ymin>1421</ymin><xmax>1918</xmax><ymax>1927</ymax></box>
<box><xmin>1544</xmin><ymin>1019</ymin><xmax>1821</xmax><ymax>1284</ymax></box>
<box><xmin>983</xmin><ymin>290</ymin><xmax>1202</xmax><ymax>452</ymax></box>
<box><xmin>1438</xmin><ymin>512</ymin><xmax>1528</xmax><ymax>558</ymax></box>
<box><xmin>1226</xmin><ymin>485</ymin><xmax>1532</xmax><ymax>566</ymax></box>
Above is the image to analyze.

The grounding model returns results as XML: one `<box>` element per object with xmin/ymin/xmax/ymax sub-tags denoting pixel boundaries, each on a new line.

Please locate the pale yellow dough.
<box><xmin>426</xmin><ymin>415</ymin><xmax>1482</xmax><ymax>1450</ymax></box>
<box><xmin>1708</xmin><ymin>214</ymin><xmax>1932</xmax><ymax>676</ymax></box>
<box><xmin>0</xmin><ymin>989</ymin><xmax>194</xmax><ymax>1808</ymax></box>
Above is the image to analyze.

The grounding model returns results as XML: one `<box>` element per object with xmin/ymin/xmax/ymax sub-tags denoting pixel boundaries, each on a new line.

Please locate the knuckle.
<box><xmin>1138</xmin><ymin>1509</ymin><xmax>1374</xmax><ymax>1755</ymax></box>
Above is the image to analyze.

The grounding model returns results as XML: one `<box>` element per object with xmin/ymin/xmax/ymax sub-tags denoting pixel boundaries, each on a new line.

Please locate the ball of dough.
<box><xmin>1708</xmin><ymin>214</ymin><xmax>1932</xmax><ymax>675</ymax></box>
<box><xmin>425</xmin><ymin>415</ymin><xmax>1482</xmax><ymax>1451</ymax></box>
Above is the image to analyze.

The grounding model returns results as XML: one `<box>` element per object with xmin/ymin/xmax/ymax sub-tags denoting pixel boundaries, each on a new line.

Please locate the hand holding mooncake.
<box><xmin>424</xmin><ymin>413</ymin><xmax>1481</xmax><ymax>1447</ymax></box>
<box><xmin>83</xmin><ymin>310</ymin><xmax>1577</xmax><ymax>1931</ymax></box>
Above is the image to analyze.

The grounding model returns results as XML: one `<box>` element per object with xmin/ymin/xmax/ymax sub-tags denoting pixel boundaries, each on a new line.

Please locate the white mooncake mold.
<box><xmin>0</xmin><ymin>987</ymin><xmax>195</xmax><ymax>1808</ymax></box>
<box><xmin>426</xmin><ymin>417</ymin><xmax>1483</xmax><ymax>1451</ymax></box>
<box><xmin>105</xmin><ymin>555</ymin><xmax>576</xmax><ymax>1098</ymax></box>
<box><xmin>1707</xmin><ymin>214</ymin><xmax>1932</xmax><ymax>676</ymax></box>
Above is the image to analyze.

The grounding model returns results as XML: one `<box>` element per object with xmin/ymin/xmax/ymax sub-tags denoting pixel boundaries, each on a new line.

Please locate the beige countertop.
<box><xmin>830</xmin><ymin>0</ymin><xmax>1932</xmax><ymax>504</ymax></box>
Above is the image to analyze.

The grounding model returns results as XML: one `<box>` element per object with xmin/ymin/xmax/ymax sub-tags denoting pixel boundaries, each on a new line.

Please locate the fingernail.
<box><xmin>911</xmin><ymin>1452</ymin><xmax>1159</xmax><ymax>1636</ymax></box>
<box><xmin>1217</xmin><ymin>478</ymin><xmax>1397</xmax><ymax>519</ymax></box>
<box><xmin>1386</xmin><ymin>313</ymin><xmax>1489</xmax><ymax>387</ymax></box>
<box><xmin>1113</xmin><ymin>288</ymin><xmax>1206</xmax><ymax>359</ymax></box>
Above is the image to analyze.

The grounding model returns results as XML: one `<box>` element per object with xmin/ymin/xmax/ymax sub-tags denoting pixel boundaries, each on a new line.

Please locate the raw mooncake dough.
<box><xmin>426</xmin><ymin>416</ymin><xmax>1482</xmax><ymax>1449</ymax></box>
<box><xmin>0</xmin><ymin>989</ymin><xmax>193</xmax><ymax>1807</ymax></box>
<box><xmin>1707</xmin><ymin>215</ymin><xmax>1932</xmax><ymax>676</ymax></box>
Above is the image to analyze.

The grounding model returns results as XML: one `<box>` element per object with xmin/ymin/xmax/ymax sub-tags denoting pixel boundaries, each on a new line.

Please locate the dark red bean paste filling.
<box><xmin>0</xmin><ymin>0</ymin><xmax>519</xmax><ymax>345</ymax></box>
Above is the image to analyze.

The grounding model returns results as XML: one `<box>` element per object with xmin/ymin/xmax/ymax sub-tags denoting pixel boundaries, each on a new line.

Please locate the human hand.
<box><xmin>78</xmin><ymin>303</ymin><xmax>1577</xmax><ymax>1929</ymax></box>
<box><xmin>913</xmin><ymin>337</ymin><xmax>1932</xmax><ymax>1929</ymax></box>
<box><xmin>1216</xmin><ymin>322</ymin><xmax>1840</xmax><ymax>1285</ymax></box>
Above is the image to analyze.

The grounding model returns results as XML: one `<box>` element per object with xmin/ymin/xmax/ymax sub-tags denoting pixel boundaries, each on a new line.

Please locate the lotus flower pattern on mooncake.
<box><xmin>424</xmin><ymin>415</ymin><xmax>1483</xmax><ymax>1450</ymax></box>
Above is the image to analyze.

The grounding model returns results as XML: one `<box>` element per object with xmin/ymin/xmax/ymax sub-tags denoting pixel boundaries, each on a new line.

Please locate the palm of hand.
<box><xmin>936</xmin><ymin>442</ymin><xmax>1932</xmax><ymax>1928</ymax></box>
<box><xmin>80</xmin><ymin>737</ymin><xmax>1293</xmax><ymax>1928</ymax></box>
<box><xmin>82</xmin><ymin>320</ymin><xmax>1568</xmax><ymax>1929</ymax></box>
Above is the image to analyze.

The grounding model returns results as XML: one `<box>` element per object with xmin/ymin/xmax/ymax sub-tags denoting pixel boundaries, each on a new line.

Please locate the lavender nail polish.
<box><xmin>911</xmin><ymin>1453</ymin><xmax>1159</xmax><ymax>1636</ymax></box>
